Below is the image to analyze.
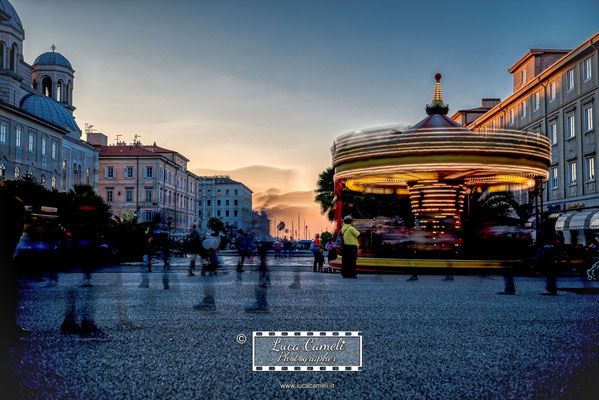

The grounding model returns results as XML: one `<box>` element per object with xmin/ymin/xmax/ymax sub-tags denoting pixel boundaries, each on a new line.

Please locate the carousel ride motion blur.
<box><xmin>329</xmin><ymin>74</ymin><xmax>551</xmax><ymax>273</ymax></box>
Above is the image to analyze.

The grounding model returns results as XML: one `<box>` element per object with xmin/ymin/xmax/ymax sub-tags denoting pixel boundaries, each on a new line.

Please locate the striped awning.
<box><xmin>525</xmin><ymin>216</ymin><xmax>537</xmax><ymax>228</ymax></box>
<box><xmin>569</xmin><ymin>209</ymin><xmax>597</xmax><ymax>230</ymax></box>
<box><xmin>555</xmin><ymin>212</ymin><xmax>577</xmax><ymax>231</ymax></box>
<box><xmin>589</xmin><ymin>211</ymin><xmax>599</xmax><ymax>230</ymax></box>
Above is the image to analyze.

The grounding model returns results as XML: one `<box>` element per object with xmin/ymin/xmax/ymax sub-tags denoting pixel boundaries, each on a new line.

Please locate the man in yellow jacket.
<box><xmin>341</xmin><ymin>215</ymin><xmax>360</xmax><ymax>278</ymax></box>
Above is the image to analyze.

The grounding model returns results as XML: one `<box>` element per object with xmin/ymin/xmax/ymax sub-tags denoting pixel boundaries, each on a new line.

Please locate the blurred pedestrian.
<box><xmin>325</xmin><ymin>238</ymin><xmax>337</xmax><ymax>262</ymax></box>
<box><xmin>187</xmin><ymin>225</ymin><xmax>201</xmax><ymax>276</ymax></box>
<box><xmin>341</xmin><ymin>216</ymin><xmax>360</xmax><ymax>278</ymax></box>
<box><xmin>311</xmin><ymin>234</ymin><xmax>324</xmax><ymax>272</ymax></box>
<box><xmin>0</xmin><ymin>182</ymin><xmax>29</xmax><ymax>342</ymax></box>
<box><xmin>274</xmin><ymin>241</ymin><xmax>282</xmax><ymax>258</ymax></box>
<box><xmin>235</xmin><ymin>230</ymin><xmax>252</xmax><ymax>272</ymax></box>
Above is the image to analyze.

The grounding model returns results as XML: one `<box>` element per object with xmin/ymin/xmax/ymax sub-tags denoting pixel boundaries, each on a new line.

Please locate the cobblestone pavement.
<box><xmin>2</xmin><ymin>255</ymin><xmax>599</xmax><ymax>399</ymax></box>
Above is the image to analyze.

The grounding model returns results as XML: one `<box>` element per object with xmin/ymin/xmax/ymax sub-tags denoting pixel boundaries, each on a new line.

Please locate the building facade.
<box><xmin>92</xmin><ymin>133</ymin><xmax>200</xmax><ymax>233</ymax></box>
<box><xmin>197</xmin><ymin>176</ymin><xmax>253</xmax><ymax>233</ymax></box>
<box><xmin>454</xmin><ymin>33</ymin><xmax>599</xmax><ymax>244</ymax></box>
<box><xmin>0</xmin><ymin>0</ymin><xmax>98</xmax><ymax>190</ymax></box>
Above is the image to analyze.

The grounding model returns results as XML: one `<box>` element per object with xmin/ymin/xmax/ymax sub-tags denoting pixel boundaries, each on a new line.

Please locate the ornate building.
<box><xmin>0</xmin><ymin>0</ymin><xmax>98</xmax><ymax>189</ymax></box>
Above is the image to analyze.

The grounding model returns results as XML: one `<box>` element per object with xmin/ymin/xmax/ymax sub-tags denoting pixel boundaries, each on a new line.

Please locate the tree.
<box><xmin>315</xmin><ymin>167</ymin><xmax>335</xmax><ymax>222</ymax></box>
<box><xmin>207</xmin><ymin>217</ymin><xmax>225</xmax><ymax>234</ymax></box>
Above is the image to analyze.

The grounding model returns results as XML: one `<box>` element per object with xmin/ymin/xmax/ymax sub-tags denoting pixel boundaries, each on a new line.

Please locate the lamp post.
<box><xmin>167</xmin><ymin>216</ymin><xmax>173</xmax><ymax>235</ymax></box>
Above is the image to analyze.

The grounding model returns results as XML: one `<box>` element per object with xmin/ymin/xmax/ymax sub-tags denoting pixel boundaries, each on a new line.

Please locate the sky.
<box><xmin>12</xmin><ymin>0</ymin><xmax>599</xmax><ymax>235</ymax></box>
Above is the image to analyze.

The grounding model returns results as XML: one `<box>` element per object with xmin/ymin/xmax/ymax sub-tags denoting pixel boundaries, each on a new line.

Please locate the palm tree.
<box><xmin>315</xmin><ymin>167</ymin><xmax>335</xmax><ymax>222</ymax></box>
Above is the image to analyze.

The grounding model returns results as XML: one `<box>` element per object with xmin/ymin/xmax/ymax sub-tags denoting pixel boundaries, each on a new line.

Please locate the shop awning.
<box><xmin>569</xmin><ymin>209</ymin><xmax>597</xmax><ymax>230</ymax></box>
<box><xmin>525</xmin><ymin>216</ymin><xmax>537</xmax><ymax>228</ymax></box>
<box><xmin>555</xmin><ymin>212</ymin><xmax>577</xmax><ymax>231</ymax></box>
<box><xmin>589</xmin><ymin>211</ymin><xmax>599</xmax><ymax>230</ymax></box>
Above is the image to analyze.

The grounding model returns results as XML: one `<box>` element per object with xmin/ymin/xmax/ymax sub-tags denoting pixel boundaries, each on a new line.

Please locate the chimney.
<box><xmin>86</xmin><ymin>132</ymin><xmax>108</xmax><ymax>146</ymax></box>
<box><xmin>481</xmin><ymin>98</ymin><xmax>500</xmax><ymax>109</ymax></box>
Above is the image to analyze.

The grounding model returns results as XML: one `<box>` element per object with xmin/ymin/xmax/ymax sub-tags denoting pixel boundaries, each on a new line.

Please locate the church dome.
<box><xmin>0</xmin><ymin>0</ymin><xmax>23</xmax><ymax>33</ymax></box>
<box><xmin>20</xmin><ymin>94</ymin><xmax>79</xmax><ymax>131</ymax></box>
<box><xmin>33</xmin><ymin>51</ymin><xmax>73</xmax><ymax>69</ymax></box>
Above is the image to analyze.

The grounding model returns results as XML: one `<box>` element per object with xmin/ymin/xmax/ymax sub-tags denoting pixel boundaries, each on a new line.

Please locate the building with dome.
<box><xmin>0</xmin><ymin>0</ymin><xmax>98</xmax><ymax>190</ymax></box>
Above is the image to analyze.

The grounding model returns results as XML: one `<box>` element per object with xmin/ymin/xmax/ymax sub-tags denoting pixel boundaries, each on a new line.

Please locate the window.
<box><xmin>567</xmin><ymin>68</ymin><xmax>575</xmax><ymax>91</ymax></box>
<box><xmin>569</xmin><ymin>161</ymin><xmax>577</xmax><ymax>185</ymax></box>
<box><xmin>567</xmin><ymin>114</ymin><xmax>575</xmax><ymax>139</ymax></box>
<box><xmin>0</xmin><ymin>163</ymin><xmax>5</xmax><ymax>181</ymax></box>
<box><xmin>145</xmin><ymin>189</ymin><xmax>153</xmax><ymax>202</ymax></box>
<box><xmin>86</xmin><ymin>168</ymin><xmax>90</xmax><ymax>184</ymax></box>
<box><xmin>217</xmin><ymin>210</ymin><xmax>221</xmax><ymax>217</ymax></box>
<box><xmin>521</xmin><ymin>69</ymin><xmax>526</xmax><ymax>84</ymax></box>
<box><xmin>160</xmin><ymin>167</ymin><xmax>164</xmax><ymax>180</ymax></box>
<box><xmin>51</xmin><ymin>141</ymin><xmax>57</xmax><ymax>159</ymax></box>
<box><xmin>126</xmin><ymin>188</ymin><xmax>133</xmax><ymax>202</ymax></box>
<box><xmin>584</xmin><ymin>57</ymin><xmax>592</xmax><ymax>81</ymax></box>
<box><xmin>0</xmin><ymin>123</ymin><xmax>6</xmax><ymax>143</ymax></box>
<box><xmin>144</xmin><ymin>211</ymin><xmax>154</xmax><ymax>222</ymax></box>
<box><xmin>551</xmin><ymin>167</ymin><xmax>558</xmax><ymax>188</ymax></box>
<box><xmin>40</xmin><ymin>174</ymin><xmax>45</xmax><ymax>185</ymax></box>
<box><xmin>586</xmin><ymin>156</ymin><xmax>595</xmax><ymax>182</ymax></box>
<box><xmin>533</xmin><ymin>92</ymin><xmax>540</xmax><ymax>111</ymax></box>
<box><xmin>106</xmin><ymin>166</ymin><xmax>115</xmax><ymax>178</ymax></box>
<box><xmin>585</xmin><ymin>106</ymin><xmax>593</xmax><ymax>132</ymax></box>
<box><xmin>519</xmin><ymin>101</ymin><xmax>526</xmax><ymax>118</ymax></box>
<box><xmin>549</xmin><ymin>81</ymin><xmax>556</xmax><ymax>101</ymax></box>
<box><xmin>234</xmin><ymin>210</ymin><xmax>238</xmax><ymax>217</ymax></box>
<box><xmin>226</xmin><ymin>189</ymin><xmax>230</xmax><ymax>195</ymax></box>
<box><xmin>550</xmin><ymin>122</ymin><xmax>557</xmax><ymax>145</ymax></box>
<box><xmin>106</xmin><ymin>188</ymin><xmax>114</xmax><ymax>202</ymax></box>
<box><xmin>499</xmin><ymin>115</ymin><xmax>504</xmax><ymax>129</ymax></box>
<box><xmin>217</xmin><ymin>200</ymin><xmax>221</xmax><ymax>206</ymax></box>
<box><xmin>226</xmin><ymin>200</ymin><xmax>229</xmax><ymax>206</ymax></box>
<box><xmin>16</xmin><ymin>126</ymin><xmax>21</xmax><ymax>147</ymax></box>
<box><xmin>207</xmin><ymin>200</ymin><xmax>211</xmax><ymax>206</ymax></box>
<box><xmin>234</xmin><ymin>190</ymin><xmax>238</xmax><ymax>196</ymax></box>
<box><xmin>234</xmin><ymin>199</ymin><xmax>238</xmax><ymax>206</ymax></box>
<box><xmin>226</xmin><ymin>210</ymin><xmax>230</xmax><ymax>217</ymax></box>
<box><xmin>145</xmin><ymin>166</ymin><xmax>154</xmax><ymax>178</ymax></box>
<box><xmin>51</xmin><ymin>175</ymin><xmax>56</xmax><ymax>189</ymax></box>
<box><xmin>62</xmin><ymin>161</ymin><xmax>67</xmax><ymax>189</ymax></box>
<box><xmin>126</xmin><ymin>166</ymin><xmax>134</xmax><ymax>178</ymax></box>
<box><xmin>509</xmin><ymin>109</ymin><xmax>514</xmax><ymax>125</ymax></box>
<box><xmin>41</xmin><ymin>136</ymin><xmax>47</xmax><ymax>155</ymax></box>
<box><xmin>217</xmin><ymin>189</ymin><xmax>221</xmax><ymax>195</ymax></box>
<box><xmin>14</xmin><ymin>166</ymin><xmax>20</xmax><ymax>179</ymax></box>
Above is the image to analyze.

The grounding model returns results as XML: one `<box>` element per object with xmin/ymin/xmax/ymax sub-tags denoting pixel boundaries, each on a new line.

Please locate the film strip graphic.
<box><xmin>252</xmin><ymin>331</ymin><xmax>362</xmax><ymax>372</ymax></box>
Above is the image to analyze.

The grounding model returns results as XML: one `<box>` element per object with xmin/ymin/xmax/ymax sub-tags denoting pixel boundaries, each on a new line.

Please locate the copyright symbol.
<box><xmin>236</xmin><ymin>334</ymin><xmax>247</xmax><ymax>344</ymax></box>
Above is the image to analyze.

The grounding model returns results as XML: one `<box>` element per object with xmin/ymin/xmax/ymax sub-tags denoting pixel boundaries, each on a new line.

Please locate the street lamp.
<box><xmin>167</xmin><ymin>216</ymin><xmax>173</xmax><ymax>235</ymax></box>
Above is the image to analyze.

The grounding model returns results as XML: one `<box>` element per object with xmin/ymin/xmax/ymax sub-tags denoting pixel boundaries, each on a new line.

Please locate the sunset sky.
<box><xmin>14</xmin><ymin>0</ymin><xmax>599</xmax><ymax>235</ymax></box>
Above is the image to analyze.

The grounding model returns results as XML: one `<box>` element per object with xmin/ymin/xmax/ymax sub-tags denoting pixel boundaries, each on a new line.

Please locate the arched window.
<box><xmin>73</xmin><ymin>162</ymin><xmax>78</xmax><ymax>184</ymax></box>
<box><xmin>57</xmin><ymin>80</ymin><xmax>63</xmax><ymax>102</ymax></box>
<box><xmin>41</xmin><ymin>173</ymin><xmax>46</xmax><ymax>185</ymax></box>
<box><xmin>10</xmin><ymin>43</ymin><xmax>17</xmax><ymax>72</ymax></box>
<box><xmin>62</xmin><ymin>161</ymin><xmax>67</xmax><ymax>189</ymax></box>
<box><xmin>14</xmin><ymin>166</ymin><xmax>20</xmax><ymax>179</ymax></box>
<box><xmin>78</xmin><ymin>165</ymin><xmax>82</xmax><ymax>184</ymax></box>
<box><xmin>66</xmin><ymin>81</ymin><xmax>71</xmax><ymax>104</ymax></box>
<box><xmin>52</xmin><ymin>175</ymin><xmax>56</xmax><ymax>189</ymax></box>
<box><xmin>0</xmin><ymin>163</ymin><xmax>5</xmax><ymax>181</ymax></box>
<box><xmin>0</xmin><ymin>42</ymin><xmax>4</xmax><ymax>69</ymax></box>
<box><xmin>42</xmin><ymin>77</ymin><xmax>53</xmax><ymax>98</ymax></box>
<box><xmin>86</xmin><ymin>168</ymin><xmax>90</xmax><ymax>184</ymax></box>
<box><xmin>27</xmin><ymin>169</ymin><xmax>33</xmax><ymax>178</ymax></box>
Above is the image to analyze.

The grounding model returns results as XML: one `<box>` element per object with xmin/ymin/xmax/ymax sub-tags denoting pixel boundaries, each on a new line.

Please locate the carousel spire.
<box><xmin>426</xmin><ymin>73</ymin><xmax>449</xmax><ymax>115</ymax></box>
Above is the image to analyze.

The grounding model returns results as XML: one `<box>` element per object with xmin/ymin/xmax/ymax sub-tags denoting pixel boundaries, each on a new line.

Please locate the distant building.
<box><xmin>252</xmin><ymin>210</ymin><xmax>271</xmax><ymax>239</ymax></box>
<box><xmin>0</xmin><ymin>0</ymin><xmax>98</xmax><ymax>189</ymax></box>
<box><xmin>92</xmin><ymin>133</ymin><xmax>200</xmax><ymax>233</ymax></box>
<box><xmin>197</xmin><ymin>176</ymin><xmax>253</xmax><ymax>233</ymax></box>
<box><xmin>453</xmin><ymin>33</ymin><xmax>599</xmax><ymax>245</ymax></box>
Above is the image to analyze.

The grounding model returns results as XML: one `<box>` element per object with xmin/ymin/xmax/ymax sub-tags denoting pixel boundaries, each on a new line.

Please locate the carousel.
<box><xmin>329</xmin><ymin>74</ymin><xmax>551</xmax><ymax>273</ymax></box>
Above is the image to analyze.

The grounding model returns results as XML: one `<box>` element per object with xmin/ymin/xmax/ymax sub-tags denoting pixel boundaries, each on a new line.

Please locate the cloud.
<box><xmin>191</xmin><ymin>165</ymin><xmax>300</xmax><ymax>193</ymax></box>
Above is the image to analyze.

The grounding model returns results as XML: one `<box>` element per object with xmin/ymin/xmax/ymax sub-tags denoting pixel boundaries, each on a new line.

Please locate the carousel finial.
<box><xmin>426</xmin><ymin>73</ymin><xmax>449</xmax><ymax>115</ymax></box>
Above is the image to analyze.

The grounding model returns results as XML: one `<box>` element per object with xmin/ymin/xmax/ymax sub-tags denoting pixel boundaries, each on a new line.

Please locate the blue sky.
<box><xmin>12</xmin><ymin>0</ymin><xmax>599</xmax><ymax>231</ymax></box>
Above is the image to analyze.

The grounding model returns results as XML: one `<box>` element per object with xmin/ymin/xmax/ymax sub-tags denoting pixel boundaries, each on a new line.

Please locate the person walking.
<box><xmin>235</xmin><ymin>230</ymin><xmax>252</xmax><ymax>272</ymax></box>
<box><xmin>311</xmin><ymin>234</ymin><xmax>324</xmax><ymax>272</ymax></box>
<box><xmin>187</xmin><ymin>225</ymin><xmax>201</xmax><ymax>276</ymax></box>
<box><xmin>325</xmin><ymin>238</ymin><xmax>337</xmax><ymax>262</ymax></box>
<box><xmin>0</xmin><ymin>183</ymin><xmax>29</xmax><ymax>343</ymax></box>
<box><xmin>341</xmin><ymin>216</ymin><xmax>360</xmax><ymax>278</ymax></box>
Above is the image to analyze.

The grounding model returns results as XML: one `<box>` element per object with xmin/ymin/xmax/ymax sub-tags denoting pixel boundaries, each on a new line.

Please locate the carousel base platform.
<box><xmin>329</xmin><ymin>257</ymin><xmax>521</xmax><ymax>274</ymax></box>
